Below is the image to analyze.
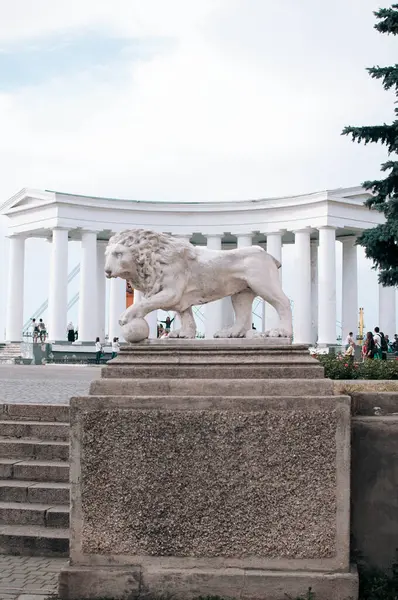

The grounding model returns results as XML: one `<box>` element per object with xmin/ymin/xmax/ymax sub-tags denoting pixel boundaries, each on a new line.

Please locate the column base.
<box><xmin>59</xmin><ymin>564</ymin><xmax>358</xmax><ymax>600</ymax></box>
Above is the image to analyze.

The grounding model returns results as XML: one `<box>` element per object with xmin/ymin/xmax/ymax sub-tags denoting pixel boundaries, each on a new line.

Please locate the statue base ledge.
<box><xmin>127</xmin><ymin>337</ymin><xmax>294</xmax><ymax>346</ymax></box>
<box><xmin>59</xmin><ymin>564</ymin><xmax>358</xmax><ymax>600</ymax></box>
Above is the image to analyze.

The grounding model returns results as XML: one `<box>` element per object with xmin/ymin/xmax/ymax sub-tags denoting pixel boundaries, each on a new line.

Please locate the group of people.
<box><xmin>30</xmin><ymin>318</ymin><xmax>47</xmax><ymax>342</ymax></box>
<box><xmin>157</xmin><ymin>316</ymin><xmax>175</xmax><ymax>338</ymax></box>
<box><xmin>345</xmin><ymin>328</ymin><xmax>398</xmax><ymax>360</ymax></box>
<box><xmin>67</xmin><ymin>322</ymin><xmax>78</xmax><ymax>342</ymax></box>
<box><xmin>94</xmin><ymin>337</ymin><xmax>120</xmax><ymax>364</ymax></box>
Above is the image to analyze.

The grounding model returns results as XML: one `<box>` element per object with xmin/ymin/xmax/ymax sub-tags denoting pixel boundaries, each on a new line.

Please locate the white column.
<box><xmin>205</xmin><ymin>234</ymin><xmax>223</xmax><ymax>338</ymax></box>
<box><xmin>318</xmin><ymin>226</ymin><xmax>337</xmax><ymax>345</ymax></box>
<box><xmin>237</xmin><ymin>234</ymin><xmax>252</xmax><ymax>248</ymax></box>
<box><xmin>379</xmin><ymin>284</ymin><xmax>396</xmax><ymax>337</ymax></box>
<box><xmin>109</xmin><ymin>278</ymin><xmax>126</xmax><ymax>342</ymax></box>
<box><xmin>265</xmin><ymin>231</ymin><xmax>283</xmax><ymax>331</ymax></box>
<box><xmin>96</xmin><ymin>241</ymin><xmax>107</xmax><ymax>341</ymax></box>
<box><xmin>310</xmin><ymin>240</ymin><xmax>319</xmax><ymax>345</ymax></box>
<box><xmin>146</xmin><ymin>310</ymin><xmax>158</xmax><ymax>339</ymax></box>
<box><xmin>341</xmin><ymin>236</ymin><xmax>358</xmax><ymax>339</ymax></box>
<box><xmin>293</xmin><ymin>229</ymin><xmax>312</xmax><ymax>344</ymax></box>
<box><xmin>48</xmin><ymin>228</ymin><xmax>69</xmax><ymax>342</ymax></box>
<box><xmin>236</xmin><ymin>233</ymin><xmax>253</xmax><ymax>327</ymax></box>
<box><xmin>6</xmin><ymin>235</ymin><xmax>25</xmax><ymax>342</ymax></box>
<box><xmin>78</xmin><ymin>231</ymin><xmax>98</xmax><ymax>343</ymax></box>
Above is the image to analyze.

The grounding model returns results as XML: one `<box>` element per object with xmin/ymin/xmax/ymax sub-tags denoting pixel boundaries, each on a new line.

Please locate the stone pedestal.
<box><xmin>59</xmin><ymin>340</ymin><xmax>357</xmax><ymax>600</ymax></box>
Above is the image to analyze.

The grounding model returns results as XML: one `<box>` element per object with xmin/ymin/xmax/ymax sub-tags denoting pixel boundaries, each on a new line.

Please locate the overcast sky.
<box><xmin>0</xmin><ymin>0</ymin><xmax>395</xmax><ymax>337</ymax></box>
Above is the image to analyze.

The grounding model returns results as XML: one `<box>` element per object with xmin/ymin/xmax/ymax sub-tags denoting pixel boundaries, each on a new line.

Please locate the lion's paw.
<box><xmin>168</xmin><ymin>329</ymin><xmax>196</xmax><ymax>339</ymax></box>
<box><xmin>214</xmin><ymin>327</ymin><xmax>246</xmax><ymax>338</ymax></box>
<box><xmin>245</xmin><ymin>329</ymin><xmax>263</xmax><ymax>339</ymax></box>
<box><xmin>265</xmin><ymin>328</ymin><xmax>292</xmax><ymax>339</ymax></box>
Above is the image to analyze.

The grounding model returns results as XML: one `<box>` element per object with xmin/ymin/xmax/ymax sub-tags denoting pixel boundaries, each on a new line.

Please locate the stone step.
<box><xmin>0</xmin><ymin>438</ymin><xmax>69</xmax><ymax>461</ymax></box>
<box><xmin>117</xmin><ymin>340</ymin><xmax>308</xmax><ymax>353</ymax></box>
<box><xmin>0</xmin><ymin>420</ymin><xmax>69</xmax><ymax>440</ymax></box>
<box><xmin>1</xmin><ymin>403</ymin><xmax>69</xmax><ymax>422</ymax></box>
<box><xmin>0</xmin><ymin>501</ymin><xmax>69</xmax><ymax>528</ymax></box>
<box><xmin>351</xmin><ymin>392</ymin><xmax>398</xmax><ymax>415</ymax></box>
<box><xmin>103</xmin><ymin>342</ymin><xmax>323</xmax><ymax>379</ymax></box>
<box><xmin>101</xmin><ymin>364</ymin><xmax>323</xmax><ymax>379</ymax></box>
<box><xmin>90</xmin><ymin>378</ymin><xmax>335</xmax><ymax>397</ymax></box>
<box><xmin>114</xmin><ymin>345</ymin><xmax>314</xmax><ymax>362</ymax></box>
<box><xmin>0</xmin><ymin>524</ymin><xmax>69</xmax><ymax>557</ymax></box>
<box><xmin>72</xmin><ymin>394</ymin><xmax>345</xmax><ymax>413</ymax></box>
<box><xmin>0</xmin><ymin>459</ymin><xmax>69</xmax><ymax>482</ymax></box>
<box><xmin>0</xmin><ymin>480</ymin><xmax>70</xmax><ymax>504</ymax></box>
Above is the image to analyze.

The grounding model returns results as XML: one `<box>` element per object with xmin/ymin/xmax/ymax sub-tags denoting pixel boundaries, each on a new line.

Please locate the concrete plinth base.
<box><xmin>59</xmin><ymin>341</ymin><xmax>357</xmax><ymax>600</ymax></box>
<box><xmin>59</xmin><ymin>565</ymin><xmax>358</xmax><ymax>600</ymax></box>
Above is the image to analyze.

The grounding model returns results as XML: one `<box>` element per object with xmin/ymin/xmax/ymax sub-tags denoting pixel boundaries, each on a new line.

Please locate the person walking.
<box><xmin>345</xmin><ymin>332</ymin><xmax>355</xmax><ymax>350</ymax></box>
<box><xmin>363</xmin><ymin>331</ymin><xmax>376</xmax><ymax>360</ymax></box>
<box><xmin>95</xmin><ymin>337</ymin><xmax>103</xmax><ymax>364</ymax></box>
<box><xmin>373</xmin><ymin>327</ymin><xmax>382</xmax><ymax>359</ymax></box>
<box><xmin>111</xmin><ymin>337</ymin><xmax>120</xmax><ymax>359</ymax></box>
<box><xmin>31</xmin><ymin>318</ymin><xmax>39</xmax><ymax>343</ymax></box>
<box><xmin>67</xmin><ymin>322</ymin><xmax>75</xmax><ymax>342</ymax></box>
<box><xmin>38</xmin><ymin>319</ymin><xmax>47</xmax><ymax>342</ymax></box>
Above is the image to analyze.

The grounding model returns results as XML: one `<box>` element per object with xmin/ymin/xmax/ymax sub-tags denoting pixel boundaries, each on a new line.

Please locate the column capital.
<box><xmin>206</xmin><ymin>233</ymin><xmax>223</xmax><ymax>238</ymax></box>
<box><xmin>293</xmin><ymin>227</ymin><xmax>312</xmax><ymax>235</ymax></box>
<box><xmin>6</xmin><ymin>233</ymin><xmax>27</xmax><ymax>240</ymax></box>
<box><xmin>317</xmin><ymin>225</ymin><xmax>337</xmax><ymax>231</ymax></box>
<box><xmin>234</xmin><ymin>231</ymin><xmax>254</xmax><ymax>237</ymax></box>
<box><xmin>339</xmin><ymin>235</ymin><xmax>357</xmax><ymax>244</ymax></box>
<box><xmin>81</xmin><ymin>229</ymin><xmax>99</xmax><ymax>235</ymax></box>
<box><xmin>265</xmin><ymin>229</ymin><xmax>286</xmax><ymax>237</ymax></box>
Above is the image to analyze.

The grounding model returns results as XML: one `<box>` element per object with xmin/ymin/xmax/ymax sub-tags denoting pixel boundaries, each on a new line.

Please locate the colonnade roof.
<box><xmin>0</xmin><ymin>185</ymin><xmax>384</xmax><ymax>241</ymax></box>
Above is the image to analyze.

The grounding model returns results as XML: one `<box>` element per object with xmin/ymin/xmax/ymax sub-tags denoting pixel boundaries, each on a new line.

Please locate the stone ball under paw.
<box><xmin>121</xmin><ymin>318</ymin><xmax>149</xmax><ymax>343</ymax></box>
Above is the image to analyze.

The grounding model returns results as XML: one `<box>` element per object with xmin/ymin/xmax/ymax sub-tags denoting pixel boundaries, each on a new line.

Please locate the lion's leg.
<box><xmin>249</xmin><ymin>274</ymin><xmax>293</xmax><ymax>339</ymax></box>
<box><xmin>168</xmin><ymin>308</ymin><xmax>197</xmax><ymax>339</ymax></box>
<box><xmin>118</xmin><ymin>289</ymin><xmax>181</xmax><ymax>326</ymax></box>
<box><xmin>214</xmin><ymin>290</ymin><xmax>255</xmax><ymax>338</ymax></box>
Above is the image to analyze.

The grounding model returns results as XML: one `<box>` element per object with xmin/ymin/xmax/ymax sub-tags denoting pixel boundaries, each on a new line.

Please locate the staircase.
<box><xmin>0</xmin><ymin>403</ymin><xmax>70</xmax><ymax>556</ymax></box>
<box><xmin>0</xmin><ymin>343</ymin><xmax>22</xmax><ymax>364</ymax></box>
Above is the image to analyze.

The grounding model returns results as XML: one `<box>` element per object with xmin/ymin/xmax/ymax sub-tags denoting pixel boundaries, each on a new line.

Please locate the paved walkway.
<box><xmin>0</xmin><ymin>555</ymin><xmax>68</xmax><ymax>599</ymax></box>
<box><xmin>0</xmin><ymin>364</ymin><xmax>101</xmax><ymax>404</ymax></box>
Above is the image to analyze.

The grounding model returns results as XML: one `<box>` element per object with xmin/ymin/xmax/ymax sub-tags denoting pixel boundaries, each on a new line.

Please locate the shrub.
<box><xmin>314</xmin><ymin>354</ymin><xmax>398</xmax><ymax>380</ymax></box>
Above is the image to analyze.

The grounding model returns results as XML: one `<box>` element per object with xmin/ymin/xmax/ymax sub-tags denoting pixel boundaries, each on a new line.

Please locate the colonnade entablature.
<box><xmin>1</xmin><ymin>185</ymin><xmax>394</xmax><ymax>345</ymax></box>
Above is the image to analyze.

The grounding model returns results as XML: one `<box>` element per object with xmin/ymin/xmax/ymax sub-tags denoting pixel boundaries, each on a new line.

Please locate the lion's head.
<box><xmin>104</xmin><ymin>229</ymin><xmax>196</xmax><ymax>296</ymax></box>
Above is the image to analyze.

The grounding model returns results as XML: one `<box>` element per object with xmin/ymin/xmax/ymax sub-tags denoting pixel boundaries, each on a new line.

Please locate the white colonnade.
<box><xmin>264</xmin><ymin>231</ymin><xmax>283</xmax><ymax>332</ymax></box>
<box><xmin>5</xmin><ymin>235</ymin><xmax>26</xmax><ymax>342</ymax></box>
<box><xmin>205</xmin><ymin>235</ymin><xmax>224</xmax><ymax>338</ymax></box>
<box><xmin>4</xmin><ymin>227</ymin><xmax>397</xmax><ymax>345</ymax></box>
<box><xmin>293</xmin><ymin>228</ymin><xmax>312</xmax><ymax>344</ymax></box>
<box><xmin>48</xmin><ymin>228</ymin><xmax>69</xmax><ymax>342</ymax></box>
<box><xmin>341</xmin><ymin>237</ymin><xmax>358</xmax><ymax>338</ymax></box>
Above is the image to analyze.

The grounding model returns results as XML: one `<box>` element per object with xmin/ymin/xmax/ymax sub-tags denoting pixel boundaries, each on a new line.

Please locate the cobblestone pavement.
<box><xmin>0</xmin><ymin>364</ymin><xmax>101</xmax><ymax>404</ymax></box>
<box><xmin>0</xmin><ymin>555</ymin><xmax>68</xmax><ymax>599</ymax></box>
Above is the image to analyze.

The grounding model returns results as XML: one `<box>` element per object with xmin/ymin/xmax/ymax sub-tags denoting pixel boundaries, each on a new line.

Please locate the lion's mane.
<box><xmin>108</xmin><ymin>229</ymin><xmax>196</xmax><ymax>296</ymax></box>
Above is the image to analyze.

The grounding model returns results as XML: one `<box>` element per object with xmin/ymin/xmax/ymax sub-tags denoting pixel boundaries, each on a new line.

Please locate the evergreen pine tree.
<box><xmin>342</xmin><ymin>4</ymin><xmax>398</xmax><ymax>286</ymax></box>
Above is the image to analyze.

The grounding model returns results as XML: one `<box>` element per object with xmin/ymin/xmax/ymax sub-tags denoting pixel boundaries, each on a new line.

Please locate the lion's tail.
<box><xmin>262</xmin><ymin>247</ymin><xmax>281</xmax><ymax>269</ymax></box>
<box><xmin>273</xmin><ymin>257</ymin><xmax>282</xmax><ymax>269</ymax></box>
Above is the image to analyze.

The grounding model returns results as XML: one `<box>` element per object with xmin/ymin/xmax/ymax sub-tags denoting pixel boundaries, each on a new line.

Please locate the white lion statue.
<box><xmin>104</xmin><ymin>229</ymin><xmax>293</xmax><ymax>342</ymax></box>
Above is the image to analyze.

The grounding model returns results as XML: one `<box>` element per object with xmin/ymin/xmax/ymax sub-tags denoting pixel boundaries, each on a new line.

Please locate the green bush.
<box><xmin>314</xmin><ymin>354</ymin><xmax>398</xmax><ymax>380</ymax></box>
